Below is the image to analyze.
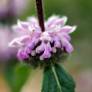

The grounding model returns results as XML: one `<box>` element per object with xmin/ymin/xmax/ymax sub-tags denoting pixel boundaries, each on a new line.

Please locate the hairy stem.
<box><xmin>35</xmin><ymin>0</ymin><xmax>45</xmax><ymax>32</ymax></box>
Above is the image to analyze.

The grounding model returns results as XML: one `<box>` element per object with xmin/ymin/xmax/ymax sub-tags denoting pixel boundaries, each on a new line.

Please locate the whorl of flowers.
<box><xmin>9</xmin><ymin>15</ymin><xmax>76</xmax><ymax>66</ymax></box>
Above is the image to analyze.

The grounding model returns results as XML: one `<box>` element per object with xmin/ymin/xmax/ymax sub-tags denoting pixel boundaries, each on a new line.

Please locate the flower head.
<box><xmin>9</xmin><ymin>15</ymin><xmax>76</xmax><ymax>66</ymax></box>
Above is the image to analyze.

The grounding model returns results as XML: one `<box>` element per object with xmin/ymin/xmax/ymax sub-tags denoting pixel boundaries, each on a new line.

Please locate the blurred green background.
<box><xmin>0</xmin><ymin>0</ymin><xmax>92</xmax><ymax>92</ymax></box>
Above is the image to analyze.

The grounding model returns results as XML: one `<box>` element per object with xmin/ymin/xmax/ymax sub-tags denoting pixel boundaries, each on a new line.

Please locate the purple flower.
<box><xmin>0</xmin><ymin>26</ymin><xmax>16</xmax><ymax>62</ymax></box>
<box><xmin>0</xmin><ymin>0</ymin><xmax>29</xmax><ymax>16</ymax></box>
<box><xmin>17</xmin><ymin>48</ymin><xmax>29</xmax><ymax>61</ymax></box>
<box><xmin>9</xmin><ymin>15</ymin><xmax>77</xmax><ymax>61</ymax></box>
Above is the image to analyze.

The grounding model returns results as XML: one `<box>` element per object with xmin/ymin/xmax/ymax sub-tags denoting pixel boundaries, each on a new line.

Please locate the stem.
<box><xmin>35</xmin><ymin>0</ymin><xmax>45</xmax><ymax>32</ymax></box>
<box><xmin>51</xmin><ymin>63</ymin><xmax>62</xmax><ymax>92</ymax></box>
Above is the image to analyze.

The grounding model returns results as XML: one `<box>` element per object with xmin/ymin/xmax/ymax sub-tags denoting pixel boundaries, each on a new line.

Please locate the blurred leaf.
<box><xmin>41</xmin><ymin>64</ymin><xmax>75</xmax><ymax>92</ymax></box>
<box><xmin>5</xmin><ymin>62</ymin><xmax>31</xmax><ymax>92</ymax></box>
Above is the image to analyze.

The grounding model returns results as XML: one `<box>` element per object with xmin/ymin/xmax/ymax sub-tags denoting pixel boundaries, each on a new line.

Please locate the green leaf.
<box><xmin>5</xmin><ymin>62</ymin><xmax>31</xmax><ymax>92</ymax></box>
<box><xmin>41</xmin><ymin>64</ymin><xmax>75</xmax><ymax>92</ymax></box>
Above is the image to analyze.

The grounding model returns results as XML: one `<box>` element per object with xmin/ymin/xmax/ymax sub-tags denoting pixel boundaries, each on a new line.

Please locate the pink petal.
<box><xmin>39</xmin><ymin>43</ymin><xmax>52</xmax><ymax>60</ymax></box>
<box><xmin>9</xmin><ymin>35</ymin><xmax>30</xmax><ymax>47</ymax></box>
<box><xmin>61</xmin><ymin>37</ymin><xmax>74</xmax><ymax>53</ymax></box>
<box><xmin>46</xmin><ymin>42</ymin><xmax>52</xmax><ymax>52</ymax></box>
<box><xmin>12</xmin><ymin>20</ymin><xmax>31</xmax><ymax>35</ymax></box>
<box><xmin>58</xmin><ymin>32</ymin><xmax>71</xmax><ymax>41</ymax></box>
<box><xmin>36</xmin><ymin>42</ymin><xmax>45</xmax><ymax>53</ymax></box>
<box><xmin>60</xmin><ymin>26</ymin><xmax>77</xmax><ymax>34</ymax></box>
<box><xmin>40</xmin><ymin>49</ymin><xmax>51</xmax><ymax>60</ymax></box>
<box><xmin>27</xmin><ymin>17</ymin><xmax>39</xmax><ymax>29</ymax></box>
<box><xmin>53</xmin><ymin>36</ymin><xmax>61</xmax><ymax>48</ymax></box>
<box><xmin>17</xmin><ymin>20</ymin><xmax>29</xmax><ymax>29</ymax></box>
<box><xmin>46</xmin><ymin>15</ymin><xmax>67</xmax><ymax>28</ymax></box>
<box><xmin>17</xmin><ymin>48</ymin><xmax>29</xmax><ymax>61</ymax></box>
<box><xmin>65</xmin><ymin>42</ymin><xmax>74</xmax><ymax>53</ymax></box>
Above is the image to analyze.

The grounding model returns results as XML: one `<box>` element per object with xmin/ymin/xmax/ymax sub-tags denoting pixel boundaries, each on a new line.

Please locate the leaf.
<box><xmin>5</xmin><ymin>62</ymin><xmax>31</xmax><ymax>92</ymax></box>
<box><xmin>41</xmin><ymin>64</ymin><xmax>75</xmax><ymax>92</ymax></box>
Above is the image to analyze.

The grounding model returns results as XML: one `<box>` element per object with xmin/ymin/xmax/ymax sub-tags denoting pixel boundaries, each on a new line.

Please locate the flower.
<box><xmin>0</xmin><ymin>25</ymin><xmax>16</xmax><ymax>62</ymax></box>
<box><xmin>9</xmin><ymin>15</ymin><xmax>76</xmax><ymax>65</ymax></box>
<box><xmin>0</xmin><ymin>0</ymin><xmax>29</xmax><ymax>17</ymax></box>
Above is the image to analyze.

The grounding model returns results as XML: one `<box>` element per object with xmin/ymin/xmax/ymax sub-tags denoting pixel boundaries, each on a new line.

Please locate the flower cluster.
<box><xmin>9</xmin><ymin>15</ymin><xmax>76</xmax><ymax>65</ymax></box>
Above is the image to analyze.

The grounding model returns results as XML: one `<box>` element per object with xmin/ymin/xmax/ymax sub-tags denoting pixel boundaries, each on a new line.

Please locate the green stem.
<box><xmin>51</xmin><ymin>63</ymin><xmax>62</xmax><ymax>92</ymax></box>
